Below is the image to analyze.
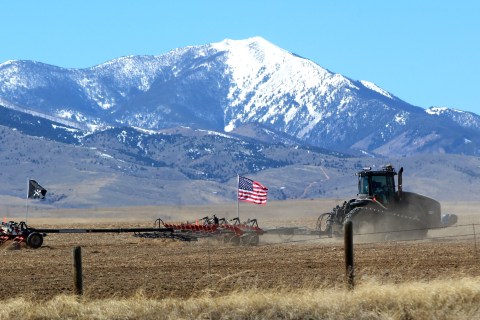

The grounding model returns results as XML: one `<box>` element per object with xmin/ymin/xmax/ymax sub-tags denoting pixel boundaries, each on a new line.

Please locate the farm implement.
<box><xmin>0</xmin><ymin>215</ymin><xmax>267</xmax><ymax>249</ymax></box>
<box><xmin>1</xmin><ymin>221</ymin><xmax>44</xmax><ymax>249</ymax></box>
<box><xmin>0</xmin><ymin>220</ymin><xmax>174</xmax><ymax>249</ymax></box>
<box><xmin>135</xmin><ymin>215</ymin><xmax>266</xmax><ymax>246</ymax></box>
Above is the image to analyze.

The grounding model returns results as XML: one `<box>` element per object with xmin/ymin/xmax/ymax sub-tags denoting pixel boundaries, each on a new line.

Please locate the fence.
<box><xmin>0</xmin><ymin>222</ymin><xmax>478</xmax><ymax>299</ymax></box>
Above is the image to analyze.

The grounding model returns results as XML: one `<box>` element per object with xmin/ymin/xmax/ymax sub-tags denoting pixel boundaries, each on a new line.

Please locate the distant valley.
<box><xmin>1</xmin><ymin>37</ymin><xmax>479</xmax><ymax>209</ymax></box>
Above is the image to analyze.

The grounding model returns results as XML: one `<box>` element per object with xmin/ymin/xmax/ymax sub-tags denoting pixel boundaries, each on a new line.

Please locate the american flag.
<box><xmin>238</xmin><ymin>176</ymin><xmax>268</xmax><ymax>205</ymax></box>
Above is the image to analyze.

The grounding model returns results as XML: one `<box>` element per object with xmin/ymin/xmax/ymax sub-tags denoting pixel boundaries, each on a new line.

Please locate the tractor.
<box><xmin>316</xmin><ymin>165</ymin><xmax>457</xmax><ymax>239</ymax></box>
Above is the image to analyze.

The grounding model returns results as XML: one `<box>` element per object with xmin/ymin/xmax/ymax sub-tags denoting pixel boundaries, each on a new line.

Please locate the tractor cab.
<box><xmin>357</xmin><ymin>165</ymin><xmax>399</xmax><ymax>205</ymax></box>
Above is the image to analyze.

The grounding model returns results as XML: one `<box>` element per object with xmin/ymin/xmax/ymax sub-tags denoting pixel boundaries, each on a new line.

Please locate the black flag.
<box><xmin>28</xmin><ymin>180</ymin><xmax>47</xmax><ymax>199</ymax></box>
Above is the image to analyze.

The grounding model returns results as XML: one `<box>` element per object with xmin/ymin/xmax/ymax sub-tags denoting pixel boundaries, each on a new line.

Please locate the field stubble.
<box><xmin>0</xmin><ymin>199</ymin><xmax>479</xmax><ymax>319</ymax></box>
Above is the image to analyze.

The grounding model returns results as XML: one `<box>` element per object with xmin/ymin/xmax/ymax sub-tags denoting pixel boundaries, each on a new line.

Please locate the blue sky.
<box><xmin>1</xmin><ymin>1</ymin><xmax>479</xmax><ymax>114</ymax></box>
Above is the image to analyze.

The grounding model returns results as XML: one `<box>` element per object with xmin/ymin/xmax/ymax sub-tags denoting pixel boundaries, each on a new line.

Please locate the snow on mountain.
<box><xmin>426</xmin><ymin>107</ymin><xmax>480</xmax><ymax>130</ymax></box>
<box><xmin>213</xmin><ymin>37</ymin><xmax>359</xmax><ymax>137</ymax></box>
<box><xmin>0</xmin><ymin>37</ymin><xmax>480</xmax><ymax>156</ymax></box>
<box><xmin>359</xmin><ymin>80</ymin><xmax>393</xmax><ymax>99</ymax></box>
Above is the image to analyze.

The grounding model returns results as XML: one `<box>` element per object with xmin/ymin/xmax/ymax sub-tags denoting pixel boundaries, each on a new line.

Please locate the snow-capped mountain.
<box><xmin>1</xmin><ymin>37</ymin><xmax>480</xmax><ymax>156</ymax></box>
<box><xmin>426</xmin><ymin>107</ymin><xmax>480</xmax><ymax>129</ymax></box>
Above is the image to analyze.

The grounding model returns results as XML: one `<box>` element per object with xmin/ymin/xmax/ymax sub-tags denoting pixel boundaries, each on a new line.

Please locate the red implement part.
<box><xmin>156</xmin><ymin>216</ymin><xmax>264</xmax><ymax>245</ymax></box>
<box><xmin>163</xmin><ymin>221</ymin><xmax>222</xmax><ymax>233</ymax></box>
<box><xmin>13</xmin><ymin>236</ymin><xmax>25</xmax><ymax>244</ymax></box>
<box><xmin>234</xmin><ymin>219</ymin><xmax>265</xmax><ymax>236</ymax></box>
<box><xmin>220</xmin><ymin>224</ymin><xmax>244</xmax><ymax>236</ymax></box>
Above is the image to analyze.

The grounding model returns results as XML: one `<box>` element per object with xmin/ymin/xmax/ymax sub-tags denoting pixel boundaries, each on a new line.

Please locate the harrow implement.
<box><xmin>0</xmin><ymin>215</ymin><xmax>270</xmax><ymax>249</ymax></box>
<box><xmin>1</xmin><ymin>221</ymin><xmax>45</xmax><ymax>249</ymax></box>
<box><xmin>135</xmin><ymin>215</ymin><xmax>265</xmax><ymax>246</ymax></box>
<box><xmin>0</xmin><ymin>220</ymin><xmax>174</xmax><ymax>249</ymax></box>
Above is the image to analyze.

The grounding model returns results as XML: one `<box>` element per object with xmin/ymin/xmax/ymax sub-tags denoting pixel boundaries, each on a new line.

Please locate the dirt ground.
<box><xmin>0</xmin><ymin>200</ymin><xmax>479</xmax><ymax>300</ymax></box>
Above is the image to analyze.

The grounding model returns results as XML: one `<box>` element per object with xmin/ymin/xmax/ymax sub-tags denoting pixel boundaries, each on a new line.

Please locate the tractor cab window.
<box><xmin>358</xmin><ymin>173</ymin><xmax>395</xmax><ymax>203</ymax></box>
<box><xmin>358</xmin><ymin>176</ymin><xmax>370</xmax><ymax>195</ymax></box>
<box><xmin>371</xmin><ymin>175</ymin><xmax>395</xmax><ymax>203</ymax></box>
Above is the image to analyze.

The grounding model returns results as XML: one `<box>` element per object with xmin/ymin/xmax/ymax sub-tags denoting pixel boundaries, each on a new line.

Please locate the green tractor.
<box><xmin>316</xmin><ymin>165</ymin><xmax>457</xmax><ymax>239</ymax></box>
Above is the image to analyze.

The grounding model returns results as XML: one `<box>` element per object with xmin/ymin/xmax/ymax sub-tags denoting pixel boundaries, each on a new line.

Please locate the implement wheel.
<box><xmin>229</xmin><ymin>235</ymin><xmax>240</xmax><ymax>246</ymax></box>
<box><xmin>316</xmin><ymin>212</ymin><xmax>332</xmax><ymax>237</ymax></box>
<box><xmin>242</xmin><ymin>234</ymin><xmax>260</xmax><ymax>246</ymax></box>
<box><xmin>26</xmin><ymin>232</ymin><xmax>43</xmax><ymax>249</ymax></box>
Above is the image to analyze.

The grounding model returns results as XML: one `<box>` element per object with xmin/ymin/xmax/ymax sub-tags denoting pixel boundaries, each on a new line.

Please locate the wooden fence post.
<box><xmin>473</xmin><ymin>224</ymin><xmax>478</xmax><ymax>258</ymax></box>
<box><xmin>344</xmin><ymin>221</ymin><xmax>354</xmax><ymax>290</ymax></box>
<box><xmin>73</xmin><ymin>246</ymin><xmax>83</xmax><ymax>295</ymax></box>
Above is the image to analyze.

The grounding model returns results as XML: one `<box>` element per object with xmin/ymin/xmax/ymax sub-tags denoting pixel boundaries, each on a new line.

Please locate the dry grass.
<box><xmin>1</xmin><ymin>200</ymin><xmax>479</xmax><ymax>319</ymax></box>
<box><xmin>0</xmin><ymin>277</ymin><xmax>479</xmax><ymax>319</ymax></box>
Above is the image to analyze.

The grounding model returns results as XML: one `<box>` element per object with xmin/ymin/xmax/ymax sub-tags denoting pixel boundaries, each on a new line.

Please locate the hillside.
<box><xmin>1</xmin><ymin>38</ymin><xmax>480</xmax><ymax>208</ymax></box>
<box><xmin>1</xmin><ymin>37</ymin><xmax>480</xmax><ymax>156</ymax></box>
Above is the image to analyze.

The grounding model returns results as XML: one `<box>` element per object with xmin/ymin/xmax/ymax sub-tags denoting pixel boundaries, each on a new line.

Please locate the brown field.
<box><xmin>0</xmin><ymin>199</ymin><xmax>479</xmax><ymax>299</ymax></box>
<box><xmin>0</xmin><ymin>199</ymin><xmax>479</xmax><ymax>319</ymax></box>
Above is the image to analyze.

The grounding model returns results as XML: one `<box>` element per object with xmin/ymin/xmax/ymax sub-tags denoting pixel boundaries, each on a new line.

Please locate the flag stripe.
<box><xmin>238</xmin><ymin>176</ymin><xmax>268</xmax><ymax>205</ymax></box>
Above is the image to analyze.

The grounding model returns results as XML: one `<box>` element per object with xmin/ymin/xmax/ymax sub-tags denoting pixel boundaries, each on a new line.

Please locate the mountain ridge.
<box><xmin>2</xmin><ymin>37</ymin><xmax>480</xmax><ymax>156</ymax></box>
<box><xmin>1</xmin><ymin>100</ymin><xmax>480</xmax><ymax>208</ymax></box>
<box><xmin>1</xmin><ymin>37</ymin><xmax>480</xmax><ymax>208</ymax></box>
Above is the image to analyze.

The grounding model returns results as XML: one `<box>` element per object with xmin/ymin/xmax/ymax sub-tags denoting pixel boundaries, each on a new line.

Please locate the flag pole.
<box><xmin>236</xmin><ymin>175</ymin><xmax>240</xmax><ymax>219</ymax></box>
<box><xmin>26</xmin><ymin>178</ymin><xmax>29</xmax><ymax>224</ymax></box>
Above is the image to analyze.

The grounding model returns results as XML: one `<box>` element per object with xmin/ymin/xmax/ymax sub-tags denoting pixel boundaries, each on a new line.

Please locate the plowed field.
<box><xmin>0</xmin><ymin>200</ymin><xmax>478</xmax><ymax>300</ymax></box>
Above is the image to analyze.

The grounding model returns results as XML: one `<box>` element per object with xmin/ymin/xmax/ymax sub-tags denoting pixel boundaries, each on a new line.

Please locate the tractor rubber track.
<box><xmin>343</xmin><ymin>205</ymin><xmax>428</xmax><ymax>239</ymax></box>
<box><xmin>344</xmin><ymin>206</ymin><xmax>421</xmax><ymax>225</ymax></box>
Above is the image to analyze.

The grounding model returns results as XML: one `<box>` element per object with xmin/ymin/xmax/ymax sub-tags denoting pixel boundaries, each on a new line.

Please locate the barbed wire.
<box><xmin>5</xmin><ymin>222</ymin><xmax>477</xmax><ymax>295</ymax></box>
<box><xmin>116</xmin><ymin>222</ymin><xmax>479</xmax><ymax>264</ymax></box>
<box><xmin>169</xmin><ymin>222</ymin><xmax>475</xmax><ymax>247</ymax></box>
